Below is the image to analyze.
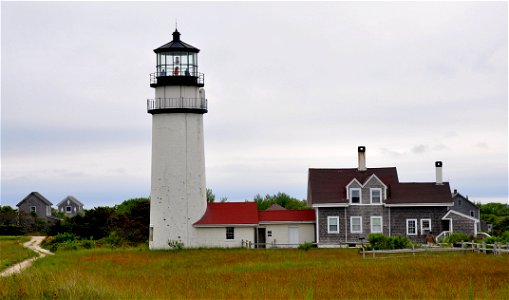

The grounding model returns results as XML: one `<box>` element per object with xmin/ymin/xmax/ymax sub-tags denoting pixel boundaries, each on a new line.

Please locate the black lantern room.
<box><xmin>150</xmin><ymin>30</ymin><xmax>204</xmax><ymax>87</ymax></box>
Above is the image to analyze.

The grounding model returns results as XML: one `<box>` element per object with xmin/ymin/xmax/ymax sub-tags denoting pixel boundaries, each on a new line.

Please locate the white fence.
<box><xmin>361</xmin><ymin>241</ymin><xmax>509</xmax><ymax>259</ymax></box>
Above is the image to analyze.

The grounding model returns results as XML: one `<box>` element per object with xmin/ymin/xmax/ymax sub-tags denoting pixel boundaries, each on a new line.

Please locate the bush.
<box><xmin>298</xmin><ymin>242</ymin><xmax>313</xmax><ymax>251</ymax></box>
<box><xmin>368</xmin><ymin>234</ymin><xmax>412</xmax><ymax>250</ymax></box>
<box><xmin>52</xmin><ymin>232</ymin><xmax>77</xmax><ymax>244</ymax></box>
<box><xmin>104</xmin><ymin>232</ymin><xmax>123</xmax><ymax>248</ymax></box>
<box><xmin>60</xmin><ymin>240</ymin><xmax>79</xmax><ymax>251</ymax></box>
<box><xmin>168</xmin><ymin>240</ymin><xmax>184</xmax><ymax>250</ymax></box>
<box><xmin>0</xmin><ymin>224</ymin><xmax>25</xmax><ymax>235</ymax></box>
<box><xmin>444</xmin><ymin>232</ymin><xmax>471</xmax><ymax>244</ymax></box>
<box><xmin>81</xmin><ymin>239</ymin><xmax>95</xmax><ymax>249</ymax></box>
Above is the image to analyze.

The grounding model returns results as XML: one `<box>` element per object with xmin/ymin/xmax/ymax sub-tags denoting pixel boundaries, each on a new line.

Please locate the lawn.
<box><xmin>0</xmin><ymin>236</ymin><xmax>37</xmax><ymax>271</ymax></box>
<box><xmin>0</xmin><ymin>247</ymin><xmax>508</xmax><ymax>299</ymax></box>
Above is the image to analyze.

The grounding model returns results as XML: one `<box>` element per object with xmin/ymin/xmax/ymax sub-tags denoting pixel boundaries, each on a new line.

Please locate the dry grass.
<box><xmin>0</xmin><ymin>247</ymin><xmax>508</xmax><ymax>299</ymax></box>
<box><xmin>0</xmin><ymin>236</ymin><xmax>37</xmax><ymax>271</ymax></box>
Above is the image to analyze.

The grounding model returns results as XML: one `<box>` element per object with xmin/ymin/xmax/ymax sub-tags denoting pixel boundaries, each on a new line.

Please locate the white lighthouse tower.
<box><xmin>148</xmin><ymin>29</ymin><xmax>207</xmax><ymax>249</ymax></box>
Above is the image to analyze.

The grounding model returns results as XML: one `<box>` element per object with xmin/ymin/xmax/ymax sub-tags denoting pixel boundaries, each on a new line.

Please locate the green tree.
<box><xmin>254</xmin><ymin>192</ymin><xmax>308</xmax><ymax>210</ymax></box>
<box><xmin>478</xmin><ymin>202</ymin><xmax>509</xmax><ymax>236</ymax></box>
<box><xmin>207</xmin><ymin>188</ymin><xmax>215</xmax><ymax>203</ymax></box>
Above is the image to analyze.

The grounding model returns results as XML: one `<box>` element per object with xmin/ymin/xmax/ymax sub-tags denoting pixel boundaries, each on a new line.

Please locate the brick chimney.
<box><xmin>358</xmin><ymin>146</ymin><xmax>366</xmax><ymax>171</ymax></box>
<box><xmin>435</xmin><ymin>161</ymin><xmax>443</xmax><ymax>185</ymax></box>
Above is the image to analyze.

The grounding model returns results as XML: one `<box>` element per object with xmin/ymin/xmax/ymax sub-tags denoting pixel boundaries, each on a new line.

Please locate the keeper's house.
<box><xmin>308</xmin><ymin>146</ymin><xmax>479</xmax><ymax>247</ymax></box>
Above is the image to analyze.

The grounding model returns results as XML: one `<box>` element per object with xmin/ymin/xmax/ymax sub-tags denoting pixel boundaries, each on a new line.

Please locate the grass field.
<box><xmin>0</xmin><ymin>246</ymin><xmax>508</xmax><ymax>299</ymax></box>
<box><xmin>0</xmin><ymin>236</ymin><xmax>37</xmax><ymax>271</ymax></box>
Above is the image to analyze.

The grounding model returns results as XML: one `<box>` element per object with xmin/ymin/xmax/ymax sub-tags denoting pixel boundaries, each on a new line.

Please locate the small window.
<box><xmin>65</xmin><ymin>206</ymin><xmax>72</xmax><ymax>213</ymax></box>
<box><xmin>458</xmin><ymin>199</ymin><xmax>462</xmax><ymax>206</ymax></box>
<box><xmin>371</xmin><ymin>216</ymin><xmax>383</xmax><ymax>233</ymax></box>
<box><xmin>226</xmin><ymin>227</ymin><xmax>234</xmax><ymax>240</ymax></box>
<box><xmin>30</xmin><ymin>206</ymin><xmax>36</xmax><ymax>213</ymax></box>
<box><xmin>407</xmin><ymin>219</ymin><xmax>417</xmax><ymax>235</ymax></box>
<box><xmin>350</xmin><ymin>188</ymin><xmax>361</xmax><ymax>204</ymax></box>
<box><xmin>327</xmin><ymin>216</ymin><xmax>339</xmax><ymax>233</ymax></box>
<box><xmin>350</xmin><ymin>216</ymin><xmax>362</xmax><ymax>233</ymax></box>
<box><xmin>267</xmin><ymin>231</ymin><xmax>272</xmax><ymax>237</ymax></box>
<box><xmin>370</xmin><ymin>188</ymin><xmax>382</xmax><ymax>204</ymax></box>
<box><xmin>470</xmin><ymin>210</ymin><xmax>474</xmax><ymax>217</ymax></box>
<box><xmin>420</xmin><ymin>219</ymin><xmax>431</xmax><ymax>235</ymax></box>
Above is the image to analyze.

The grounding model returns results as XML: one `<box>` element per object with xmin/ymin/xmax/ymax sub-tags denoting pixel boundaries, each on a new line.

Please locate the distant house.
<box><xmin>192</xmin><ymin>202</ymin><xmax>315</xmax><ymax>248</ymax></box>
<box><xmin>16</xmin><ymin>192</ymin><xmax>53</xmax><ymax>221</ymax></box>
<box><xmin>307</xmin><ymin>146</ymin><xmax>479</xmax><ymax>247</ymax></box>
<box><xmin>57</xmin><ymin>195</ymin><xmax>84</xmax><ymax>217</ymax></box>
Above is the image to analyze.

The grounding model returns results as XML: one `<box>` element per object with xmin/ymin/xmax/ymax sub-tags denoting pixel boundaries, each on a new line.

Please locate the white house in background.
<box><xmin>193</xmin><ymin>202</ymin><xmax>315</xmax><ymax>248</ymax></box>
<box><xmin>57</xmin><ymin>196</ymin><xmax>84</xmax><ymax>217</ymax></box>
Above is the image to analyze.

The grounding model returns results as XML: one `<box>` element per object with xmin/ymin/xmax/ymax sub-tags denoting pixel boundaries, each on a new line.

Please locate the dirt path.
<box><xmin>0</xmin><ymin>236</ymin><xmax>54</xmax><ymax>277</ymax></box>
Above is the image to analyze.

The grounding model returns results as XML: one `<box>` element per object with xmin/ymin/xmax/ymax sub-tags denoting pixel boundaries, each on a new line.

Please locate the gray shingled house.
<box><xmin>307</xmin><ymin>146</ymin><xmax>479</xmax><ymax>247</ymax></box>
<box><xmin>57</xmin><ymin>195</ymin><xmax>84</xmax><ymax>217</ymax></box>
<box><xmin>16</xmin><ymin>192</ymin><xmax>54</xmax><ymax>221</ymax></box>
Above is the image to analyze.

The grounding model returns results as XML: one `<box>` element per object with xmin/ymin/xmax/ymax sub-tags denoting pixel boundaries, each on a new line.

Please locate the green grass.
<box><xmin>0</xmin><ymin>236</ymin><xmax>38</xmax><ymax>271</ymax></box>
<box><xmin>0</xmin><ymin>247</ymin><xmax>508</xmax><ymax>299</ymax></box>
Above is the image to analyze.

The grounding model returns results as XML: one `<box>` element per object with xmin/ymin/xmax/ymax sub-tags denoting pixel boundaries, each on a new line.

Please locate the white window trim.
<box><xmin>65</xmin><ymin>206</ymin><xmax>73</xmax><ymax>213</ymax></box>
<box><xmin>370</xmin><ymin>216</ymin><xmax>383</xmax><ymax>233</ymax></box>
<box><xmin>30</xmin><ymin>206</ymin><xmax>37</xmax><ymax>213</ymax></box>
<box><xmin>370</xmin><ymin>188</ymin><xmax>382</xmax><ymax>204</ymax></box>
<box><xmin>327</xmin><ymin>216</ymin><xmax>339</xmax><ymax>234</ymax></box>
<box><xmin>350</xmin><ymin>216</ymin><xmax>363</xmax><ymax>233</ymax></box>
<box><xmin>349</xmin><ymin>188</ymin><xmax>362</xmax><ymax>204</ymax></box>
<box><xmin>420</xmin><ymin>218</ymin><xmax>431</xmax><ymax>235</ymax></box>
<box><xmin>406</xmin><ymin>219</ymin><xmax>417</xmax><ymax>235</ymax></box>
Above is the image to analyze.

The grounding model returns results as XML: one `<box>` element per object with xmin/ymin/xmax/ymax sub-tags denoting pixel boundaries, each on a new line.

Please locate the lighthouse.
<box><xmin>148</xmin><ymin>29</ymin><xmax>207</xmax><ymax>249</ymax></box>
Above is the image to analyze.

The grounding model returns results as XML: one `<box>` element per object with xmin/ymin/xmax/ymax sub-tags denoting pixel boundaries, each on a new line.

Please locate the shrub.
<box><xmin>392</xmin><ymin>235</ymin><xmax>412</xmax><ymax>249</ymax></box>
<box><xmin>444</xmin><ymin>232</ymin><xmax>471</xmax><ymax>244</ymax></box>
<box><xmin>298</xmin><ymin>242</ymin><xmax>313</xmax><ymax>251</ymax></box>
<box><xmin>81</xmin><ymin>239</ymin><xmax>95</xmax><ymax>249</ymax></box>
<box><xmin>104</xmin><ymin>232</ymin><xmax>123</xmax><ymax>248</ymax></box>
<box><xmin>368</xmin><ymin>234</ymin><xmax>412</xmax><ymax>250</ymax></box>
<box><xmin>0</xmin><ymin>224</ymin><xmax>25</xmax><ymax>235</ymax></box>
<box><xmin>168</xmin><ymin>240</ymin><xmax>184</xmax><ymax>250</ymax></box>
<box><xmin>60</xmin><ymin>240</ymin><xmax>79</xmax><ymax>251</ymax></box>
<box><xmin>52</xmin><ymin>232</ymin><xmax>77</xmax><ymax>244</ymax></box>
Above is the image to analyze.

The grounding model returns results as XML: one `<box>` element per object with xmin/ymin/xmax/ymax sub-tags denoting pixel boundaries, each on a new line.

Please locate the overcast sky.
<box><xmin>1</xmin><ymin>2</ymin><xmax>508</xmax><ymax>209</ymax></box>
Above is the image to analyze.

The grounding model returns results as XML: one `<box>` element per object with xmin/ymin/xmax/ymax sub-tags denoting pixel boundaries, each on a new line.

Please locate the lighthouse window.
<box><xmin>226</xmin><ymin>227</ymin><xmax>234</xmax><ymax>240</ymax></box>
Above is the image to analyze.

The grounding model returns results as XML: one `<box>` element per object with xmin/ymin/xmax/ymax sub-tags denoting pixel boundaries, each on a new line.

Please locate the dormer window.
<box><xmin>370</xmin><ymin>188</ymin><xmax>382</xmax><ymax>204</ymax></box>
<box><xmin>350</xmin><ymin>188</ymin><xmax>361</xmax><ymax>204</ymax></box>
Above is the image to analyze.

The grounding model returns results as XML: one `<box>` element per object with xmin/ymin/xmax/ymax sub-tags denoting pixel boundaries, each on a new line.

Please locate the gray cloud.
<box><xmin>1</xmin><ymin>2</ymin><xmax>507</xmax><ymax>207</ymax></box>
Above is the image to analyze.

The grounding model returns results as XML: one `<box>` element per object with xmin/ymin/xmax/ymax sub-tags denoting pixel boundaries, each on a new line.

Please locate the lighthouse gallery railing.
<box><xmin>147</xmin><ymin>98</ymin><xmax>208</xmax><ymax>111</ymax></box>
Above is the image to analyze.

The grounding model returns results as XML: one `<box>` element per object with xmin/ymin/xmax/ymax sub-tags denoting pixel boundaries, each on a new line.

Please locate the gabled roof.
<box><xmin>194</xmin><ymin>202</ymin><xmax>259</xmax><ymax>226</ymax></box>
<box><xmin>259</xmin><ymin>210</ymin><xmax>315</xmax><ymax>223</ymax></box>
<box><xmin>56</xmin><ymin>196</ymin><xmax>84</xmax><ymax>207</ymax></box>
<box><xmin>308</xmin><ymin>167</ymin><xmax>452</xmax><ymax>205</ymax></box>
<box><xmin>452</xmin><ymin>191</ymin><xmax>478</xmax><ymax>208</ymax></box>
<box><xmin>194</xmin><ymin>202</ymin><xmax>316</xmax><ymax>227</ymax></box>
<box><xmin>16</xmin><ymin>192</ymin><xmax>53</xmax><ymax>207</ymax></box>
<box><xmin>308</xmin><ymin>168</ymin><xmax>399</xmax><ymax>204</ymax></box>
